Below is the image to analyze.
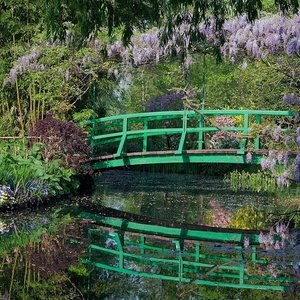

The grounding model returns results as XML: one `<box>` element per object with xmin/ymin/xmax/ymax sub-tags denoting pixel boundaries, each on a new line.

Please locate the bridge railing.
<box><xmin>86</xmin><ymin>110</ymin><xmax>294</xmax><ymax>158</ymax></box>
<box><xmin>80</xmin><ymin>213</ymin><xmax>295</xmax><ymax>291</ymax></box>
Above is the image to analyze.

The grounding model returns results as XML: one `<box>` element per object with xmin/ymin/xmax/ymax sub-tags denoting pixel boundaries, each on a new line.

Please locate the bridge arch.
<box><xmin>86</xmin><ymin>109</ymin><xmax>294</xmax><ymax>170</ymax></box>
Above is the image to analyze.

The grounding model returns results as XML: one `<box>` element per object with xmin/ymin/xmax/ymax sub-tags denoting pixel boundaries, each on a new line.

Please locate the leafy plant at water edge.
<box><xmin>0</xmin><ymin>141</ymin><xmax>78</xmax><ymax>206</ymax></box>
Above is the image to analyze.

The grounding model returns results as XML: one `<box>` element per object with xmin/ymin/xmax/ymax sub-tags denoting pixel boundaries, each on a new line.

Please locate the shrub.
<box><xmin>30</xmin><ymin>115</ymin><xmax>91</xmax><ymax>174</ymax></box>
<box><xmin>0</xmin><ymin>142</ymin><xmax>79</xmax><ymax>206</ymax></box>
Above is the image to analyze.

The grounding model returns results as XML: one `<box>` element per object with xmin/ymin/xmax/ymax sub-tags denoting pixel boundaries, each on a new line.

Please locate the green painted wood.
<box><xmin>143</xmin><ymin>121</ymin><xmax>148</xmax><ymax>152</ymax></box>
<box><xmin>81</xmin><ymin>225</ymin><xmax>293</xmax><ymax>291</ymax></box>
<box><xmin>91</xmin><ymin>153</ymin><xmax>262</xmax><ymax>170</ymax></box>
<box><xmin>198</xmin><ymin>116</ymin><xmax>204</xmax><ymax>150</ymax></box>
<box><xmin>85</xmin><ymin>109</ymin><xmax>294</xmax><ymax>125</ymax></box>
<box><xmin>115</xmin><ymin>117</ymin><xmax>127</xmax><ymax>157</ymax></box>
<box><xmin>255</xmin><ymin>115</ymin><xmax>262</xmax><ymax>150</ymax></box>
<box><xmin>176</xmin><ymin>110</ymin><xmax>188</xmax><ymax>154</ymax></box>
<box><xmin>86</xmin><ymin>109</ymin><xmax>294</xmax><ymax>169</ymax></box>
<box><xmin>79</xmin><ymin>212</ymin><xmax>260</xmax><ymax>244</ymax></box>
<box><xmin>237</xmin><ymin>114</ymin><xmax>249</xmax><ymax>155</ymax></box>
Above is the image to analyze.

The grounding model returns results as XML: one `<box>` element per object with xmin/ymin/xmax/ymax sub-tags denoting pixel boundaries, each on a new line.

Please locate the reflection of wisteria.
<box><xmin>209</xmin><ymin>200</ymin><xmax>232</xmax><ymax>228</ymax></box>
<box><xmin>245</xmin><ymin>153</ymin><xmax>252</xmax><ymax>163</ymax></box>
<box><xmin>259</xmin><ymin>223</ymin><xmax>289</xmax><ymax>251</ymax></box>
<box><xmin>257</xmin><ymin>223</ymin><xmax>300</xmax><ymax>278</ymax></box>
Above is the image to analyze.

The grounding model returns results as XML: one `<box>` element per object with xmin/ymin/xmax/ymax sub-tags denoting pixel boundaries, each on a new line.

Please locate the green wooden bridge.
<box><xmin>86</xmin><ymin>109</ymin><xmax>294</xmax><ymax>170</ymax></box>
<box><xmin>79</xmin><ymin>210</ymin><xmax>298</xmax><ymax>291</ymax></box>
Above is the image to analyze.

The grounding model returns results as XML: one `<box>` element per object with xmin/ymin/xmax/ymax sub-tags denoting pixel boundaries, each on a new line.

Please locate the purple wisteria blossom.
<box><xmin>246</xmin><ymin>152</ymin><xmax>252</xmax><ymax>163</ymax></box>
<box><xmin>149</xmin><ymin>92</ymin><xmax>185</xmax><ymax>111</ymax></box>
<box><xmin>277</xmin><ymin>171</ymin><xmax>290</xmax><ymax>187</ymax></box>
<box><xmin>6</xmin><ymin>48</ymin><xmax>43</xmax><ymax>86</ymax></box>
<box><xmin>283</xmin><ymin>93</ymin><xmax>300</xmax><ymax>106</ymax></box>
<box><xmin>105</xmin><ymin>12</ymin><xmax>300</xmax><ymax>69</ymax></box>
<box><xmin>261</xmin><ymin>157</ymin><xmax>276</xmax><ymax>171</ymax></box>
<box><xmin>209</xmin><ymin>201</ymin><xmax>232</xmax><ymax>228</ymax></box>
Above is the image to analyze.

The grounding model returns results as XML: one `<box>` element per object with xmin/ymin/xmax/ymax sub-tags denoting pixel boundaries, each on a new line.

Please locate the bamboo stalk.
<box><xmin>29</xmin><ymin>85</ymin><xmax>33</xmax><ymax>129</ymax></box>
<box><xmin>37</xmin><ymin>85</ymin><xmax>41</xmax><ymax>121</ymax></box>
<box><xmin>33</xmin><ymin>84</ymin><xmax>36</xmax><ymax>127</ymax></box>
<box><xmin>15</xmin><ymin>75</ymin><xmax>25</xmax><ymax>136</ymax></box>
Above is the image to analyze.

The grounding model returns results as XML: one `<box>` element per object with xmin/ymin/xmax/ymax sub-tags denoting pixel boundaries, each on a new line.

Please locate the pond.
<box><xmin>0</xmin><ymin>170</ymin><xmax>299</xmax><ymax>299</ymax></box>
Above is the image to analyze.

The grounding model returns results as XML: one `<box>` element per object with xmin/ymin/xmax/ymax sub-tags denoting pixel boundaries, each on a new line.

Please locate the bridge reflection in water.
<box><xmin>86</xmin><ymin>110</ymin><xmax>294</xmax><ymax>170</ymax></box>
<box><xmin>79</xmin><ymin>210</ymin><xmax>297</xmax><ymax>292</ymax></box>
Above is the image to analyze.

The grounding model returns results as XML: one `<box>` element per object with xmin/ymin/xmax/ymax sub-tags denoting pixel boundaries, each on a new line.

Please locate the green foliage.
<box><xmin>68</xmin><ymin>263</ymin><xmax>88</xmax><ymax>277</ymax></box>
<box><xmin>122</xmin><ymin>54</ymin><xmax>291</xmax><ymax>113</ymax></box>
<box><xmin>24</xmin><ymin>273</ymin><xmax>79</xmax><ymax>300</ymax></box>
<box><xmin>72</xmin><ymin>109</ymin><xmax>96</xmax><ymax>128</ymax></box>
<box><xmin>225</xmin><ymin>170</ymin><xmax>278</xmax><ymax>193</ymax></box>
<box><xmin>0</xmin><ymin>41</ymin><xmax>118</xmax><ymax>135</ymax></box>
<box><xmin>230</xmin><ymin>206</ymin><xmax>266</xmax><ymax>229</ymax></box>
<box><xmin>40</xmin><ymin>0</ymin><xmax>299</xmax><ymax>47</ymax></box>
<box><xmin>0</xmin><ymin>141</ymin><xmax>78</xmax><ymax>206</ymax></box>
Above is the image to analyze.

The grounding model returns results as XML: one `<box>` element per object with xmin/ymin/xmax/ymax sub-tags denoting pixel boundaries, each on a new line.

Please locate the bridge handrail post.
<box><xmin>254</xmin><ymin>115</ymin><xmax>261</xmax><ymax>150</ymax></box>
<box><xmin>173</xmin><ymin>240</ymin><xmax>183</xmax><ymax>281</ymax></box>
<box><xmin>176</xmin><ymin>110</ymin><xmax>188</xmax><ymax>154</ymax></box>
<box><xmin>115</xmin><ymin>117</ymin><xmax>128</xmax><ymax>157</ymax></box>
<box><xmin>112</xmin><ymin>232</ymin><xmax>124</xmax><ymax>269</ymax></box>
<box><xmin>198</xmin><ymin>115</ymin><xmax>205</xmax><ymax>150</ymax></box>
<box><xmin>143</xmin><ymin>120</ymin><xmax>148</xmax><ymax>152</ymax></box>
<box><xmin>237</xmin><ymin>113</ymin><xmax>249</xmax><ymax>155</ymax></box>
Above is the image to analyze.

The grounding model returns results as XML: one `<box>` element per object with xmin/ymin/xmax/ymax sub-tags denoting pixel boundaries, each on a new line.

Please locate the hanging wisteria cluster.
<box><xmin>4</xmin><ymin>43</ymin><xmax>102</xmax><ymax>89</ymax></box>
<box><xmin>221</xmin><ymin>13</ymin><xmax>300</xmax><ymax>60</ymax></box>
<box><xmin>5</xmin><ymin>48</ymin><xmax>43</xmax><ymax>86</ymax></box>
<box><xmin>107</xmin><ymin>12</ymin><xmax>300</xmax><ymax>68</ymax></box>
<box><xmin>107</xmin><ymin>14</ymin><xmax>215</xmax><ymax>68</ymax></box>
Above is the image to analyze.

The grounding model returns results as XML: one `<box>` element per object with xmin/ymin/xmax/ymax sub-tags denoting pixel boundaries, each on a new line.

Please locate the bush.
<box><xmin>30</xmin><ymin>115</ymin><xmax>91</xmax><ymax>174</ymax></box>
<box><xmin>0</xmin><ymin>141</ymin><xmax>79</xmax><ymax>207</ymax></box>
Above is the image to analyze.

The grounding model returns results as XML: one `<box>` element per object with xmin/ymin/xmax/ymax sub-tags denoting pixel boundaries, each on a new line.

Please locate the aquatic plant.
<box><xmin>226</xmin><ymin>170</ymin><xmax>278</xmax><ymax>192</ymax></box>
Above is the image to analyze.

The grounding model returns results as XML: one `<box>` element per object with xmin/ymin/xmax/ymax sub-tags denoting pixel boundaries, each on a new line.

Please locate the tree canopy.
<box><xmin>40</xmin><ymin>0</ymin><xmax>299</xmax><ymax>46</ymax></box>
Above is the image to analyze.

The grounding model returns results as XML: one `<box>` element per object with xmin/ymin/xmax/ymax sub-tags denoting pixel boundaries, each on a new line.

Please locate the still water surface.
<box><xmin>0</xmin><ymin>170</ymin><xmax>293</xmax><ymax>299</ymax></box>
